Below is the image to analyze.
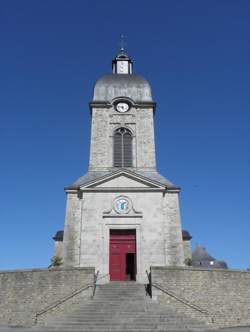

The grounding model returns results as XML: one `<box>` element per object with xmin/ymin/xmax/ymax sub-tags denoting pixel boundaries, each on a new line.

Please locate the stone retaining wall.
<box><xmin>0</xmin><ymin>267</ymin><xmax>95</xmax><ymax>327</ymax></box>
<box><xmin>151</xmin><ymin>266</ymin><xmax>250</xmax><ymax>328</ymax></box>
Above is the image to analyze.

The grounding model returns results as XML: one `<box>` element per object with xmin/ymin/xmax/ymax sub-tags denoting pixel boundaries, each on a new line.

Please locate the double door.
<box><xmin>109</xmin><ymin>230</ymin><xmax>136</xmax><ymax>281</ymax></box>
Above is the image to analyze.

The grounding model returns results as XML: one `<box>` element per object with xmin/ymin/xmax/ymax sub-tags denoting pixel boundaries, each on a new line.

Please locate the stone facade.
<box><xmin>52</xmin><ymin>231</ymin><xmax>63</xmax><ymax>258</ymax></box>
<box><xmin>61</xmin><ymin>51</ymin><xmax>185</xmax><ymax>281</ymax></box>
<box><xmin>62</xmin><ymin>192</ymin><xmax>82</xmax><ymax>266</ymax></box>
<box><xmin>151</xmin><ymin>266</ymin><xmax>250</xmax><ymax>328</ymax></box>
<box><xmin>63</xmin><ymin>173</ymin><xmax>184</xmax><ymax>283</ymax></box>
<box><xmin>88</xmin><ymin>105</ymin><xmax>156</xmax><ymax>171</ymax></box>
<box><xmin>53</xmin><ymin>241</ymin><xmax>63</xmax><ymax>258</ymax></box>
<box><xmin>183</xmin><ymin>240</ymin><xmax>192</xmax><ymax>262</ymax></box>
<box><xmin>182</xmin><ymin>230</ymin><xmax>192</xmax><ymax>264</ymax></box>
<box><xmin>0</xmin><ymin>267</ymin><xmax>94</xmax><ymax>327</ymax></box>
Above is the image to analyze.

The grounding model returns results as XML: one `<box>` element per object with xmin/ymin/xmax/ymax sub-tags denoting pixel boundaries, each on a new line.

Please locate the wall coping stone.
<box><xmin>151</xmin><ymin>266</ymin><xmax>250</xmax><ymax>274</ymax></box>
<box><xmin>0</xmin><ymin>267</ymin><xmax>95</xmax><ymax>274</ymax></box>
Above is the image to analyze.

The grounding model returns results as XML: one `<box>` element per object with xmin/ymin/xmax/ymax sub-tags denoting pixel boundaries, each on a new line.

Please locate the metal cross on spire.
<box><xmin>119</xmin><ymin>34</ymin><xmax>127</xmax><ymax>52</ymax></box>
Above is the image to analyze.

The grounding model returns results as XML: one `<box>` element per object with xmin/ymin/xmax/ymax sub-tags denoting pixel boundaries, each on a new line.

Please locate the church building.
<box><xmin>58</xmin><ymin>50</ymin><xmax>186</xmax><ymax>283</ymax></box>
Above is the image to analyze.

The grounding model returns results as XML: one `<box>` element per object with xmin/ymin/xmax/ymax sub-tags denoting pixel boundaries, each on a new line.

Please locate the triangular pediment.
<box><xmin>80</xmin><ymin>170</ymin><xmax>165</xmax><ymax>190</ymax></box>
<box><xmin>94</xmin><ymin>175</ymin><xmax>150</xmax><ymax>188</ymax></box>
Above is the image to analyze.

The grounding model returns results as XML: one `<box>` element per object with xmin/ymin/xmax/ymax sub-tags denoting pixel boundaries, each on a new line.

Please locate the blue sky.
<box><xmin>0</xmin><ymin>0</ymin><xmax>249</xmax><ymax>270</ymax></box>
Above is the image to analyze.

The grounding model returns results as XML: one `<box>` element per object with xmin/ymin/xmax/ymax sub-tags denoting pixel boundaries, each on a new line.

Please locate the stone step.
<box><xmin>77</xmin><ymin>300</ymin><xmax>149</xmax><ymax>305</ymax></box>
<box><xmin>52</xmin><ymin>319</ymin><xmax>201</xmax><ymax>324</ymax></box>
<box><xmin>44</xmin><ymin>321</ymin><xmax>205</xmax><ymax>326</ymax></box>
<box><xmin>49</xmin><ymin>315</ymin><xmax>201</xmax><ymax>320</ymax></box>
<box><xmin>21</xmin><ymin>328</ymin><xmax>204</xmax><ymax>332</ymax></box>
<box><xmin>66</xmin><ymin>311</ymin><xmax>191</xmax><ymax>316</ymax></box>
<box><xmin>32</xmin><ymin>282</ymin><xmax>212</xmax><ymax>331</ymax></box>
<box><xmin>33</xmin><ymin>328</ymin><xmax>207</xmax><ymax>332</ymax></box>
<box><xmin>37</xmin><ymin>321</ymin><xmax>209</xmax><ymax>329</ymax></box>
<box><xmin>53</xmin><ymin>313</ymin><xmax>201</xmax><ymax>319</ymax></box>
<box><xmin>42</xmin><ymin>319</ymin><xmax>200</xmax><ymax>322</ymax></box>
<box><xmin>95</xmin><ymin>296</ymin><xmax>147</xmax><ymax>300</ymax></box>
<box><xmin>39</xmin><ymin>324</ymin><xmax>171</xmax><ymax>329</ymax></box>
<box><xmin>40</xmin><ymin>324</ymin><xmax>207</xmax><ymax>330</ymax></box>
<box><xmin>44</xmin><ymin>322</ymin><xmax>205</xmax><ymax>327</ymax></box>
<box><xmin>38</xmin><ymin>328</ymin><xmax>207</xmax><ymax>331</ymax></box>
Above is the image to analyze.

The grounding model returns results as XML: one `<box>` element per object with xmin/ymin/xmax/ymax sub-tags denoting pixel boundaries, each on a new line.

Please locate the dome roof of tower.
<box><xmin>93</xmin><ymin>74</ymin><xmax>153</xmax><ymax>102</ymax></box>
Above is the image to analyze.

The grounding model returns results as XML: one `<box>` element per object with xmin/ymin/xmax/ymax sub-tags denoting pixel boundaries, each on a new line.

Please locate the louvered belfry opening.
<box><xmin>114</xmin><ymin>128</ymin><xmax>133</xmax><ymax>167</ymax></box>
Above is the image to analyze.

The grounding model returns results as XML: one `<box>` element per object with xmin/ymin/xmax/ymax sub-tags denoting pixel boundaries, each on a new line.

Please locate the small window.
<box><xmin>114</xmin><ymin>128</ymin><xmax>132</xmax><ymax>167</ymax></box>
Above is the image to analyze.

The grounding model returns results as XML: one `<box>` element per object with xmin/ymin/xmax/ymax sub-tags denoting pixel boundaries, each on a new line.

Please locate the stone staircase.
<box><xmin>28</xmin><ymin>282</ymin><xmax>214</xmax><ymax>331</ymax></box>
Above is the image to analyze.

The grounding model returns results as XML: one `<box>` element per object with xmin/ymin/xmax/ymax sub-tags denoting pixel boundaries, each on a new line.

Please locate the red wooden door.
<box><xmin>109</xmin><ymin>230</ymin><xmax>136</xmax><ymax>281</ymax></box>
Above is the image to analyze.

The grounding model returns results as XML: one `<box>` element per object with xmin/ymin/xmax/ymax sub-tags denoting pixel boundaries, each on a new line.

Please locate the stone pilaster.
<box><xmin>136</xmin><ymin>108</ymin><xmax>156</xmax><ymax>170</ymax></box>
<box><xmin>163</xmin><ymin>192</ymin><xmax>185</xmax><ymax>266</ymax></box>
<box><xmin>62</xmin><ymin>192</ymin><xmax>82</xmax><ymax>266</ymax></box>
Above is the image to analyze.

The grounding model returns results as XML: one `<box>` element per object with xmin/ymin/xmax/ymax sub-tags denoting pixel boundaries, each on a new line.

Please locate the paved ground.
<box><xmin>0</xmin><ymin>326</ymin><xmax>250</xmax><ymax>332</ymax></box>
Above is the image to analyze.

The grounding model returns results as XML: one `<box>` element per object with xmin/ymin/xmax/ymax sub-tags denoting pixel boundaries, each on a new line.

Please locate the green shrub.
<box><xmin>49</xmin><ymin>256</ymin><xmax>63</xmax><ymax>268</ymax></box>
<box><xmin>184</xmin><ymin>258</ymin><xmax>192</xmax><ymax>266</ymax></box>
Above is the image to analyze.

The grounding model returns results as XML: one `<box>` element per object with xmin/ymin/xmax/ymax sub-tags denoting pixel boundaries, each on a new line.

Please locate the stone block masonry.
<box><xmin>151</xmin><ymin>266</ymin><xmax>250</xmax><ymax>328</ymax></box>
<box><xmin>0</xmin><ymin>267</ymin><xmax>94</xmax><ymax>327</ymax></box>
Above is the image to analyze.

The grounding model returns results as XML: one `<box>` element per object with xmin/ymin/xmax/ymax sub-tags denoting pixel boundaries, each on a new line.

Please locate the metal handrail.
<box><xmin>92</xmin><ymin>270</ymin><xmax>99</xmax><ymax>298</ymax></box>
<box><xmin>35</xmin><ymin>283</ymin><xmax>92</xmax><ymax>323</ymax></box>
<box><xmin>145</xmin><ymin>270</ymin><xmax>152</xmax><ymax>297</ymax></box>
<box><xmin>96</xmin><ymin>272</ymin><xmax>110</xmax><ymax>282</ymax></box>
<box><xmin>35</xmin><ymin>271</ymin><xmax>110</xmax><ymax>323</ymax></box>
<box><xmin>92</xmin><ymin>272</ymin><xmax>111</xmax><ymax>297</ymax></box>
<box><xmin>152</xmin><ymin>282</ymin><xmax>209</xmax><ymax>315</ymax></box>
<box><xmin>146</xmin><ymin>271</ymin><xmax>213</xmax><ymax>323</ymax></box>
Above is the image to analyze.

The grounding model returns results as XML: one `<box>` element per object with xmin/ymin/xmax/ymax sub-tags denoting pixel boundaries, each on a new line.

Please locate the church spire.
<box><xmin>112</xmin><ymin>36</ymin><xmax>133</xmax><ymax>74</ymax></box>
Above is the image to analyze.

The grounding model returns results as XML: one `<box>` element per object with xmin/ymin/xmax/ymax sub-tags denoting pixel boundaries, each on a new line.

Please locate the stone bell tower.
<box><xmin>62</xmin><ymin>49</ymin><xmax>184</xmax><ymax>283</ymax></box>
<box><xmin>89</xmin><ymin>50</ymin><xmax>156</xmax><ymax>171</ymax></box>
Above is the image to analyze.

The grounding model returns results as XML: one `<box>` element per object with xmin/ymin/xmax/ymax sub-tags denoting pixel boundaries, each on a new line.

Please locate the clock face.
<box><xmin>114</xmin><ymin>197</ymin><xmax>130</xmax><ymax>214</ymax></box>
<box><xmin>116</xmin><ymin>102</ymin><xmax>129</xmax><ymax>113</ymax></box>
<box><xmin>117</xmin><ymin>61</ymin><xmax>128</xmax><ymax>74</ymax></box>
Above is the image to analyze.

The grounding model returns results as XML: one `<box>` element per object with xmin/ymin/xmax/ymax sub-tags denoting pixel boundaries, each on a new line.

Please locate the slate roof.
<box><xmin>192</xmin><ymin>245</ymin><xmax>228</xmax><ymax>269</ymax></box>
<box><xmin>52</xmin><ymin>230</ymin><xmax>64</xmax><ymax>241</ymax></box>
<box><xmin>192</xmin><ymin>245</ymin><xmax>215</xmax><ymax>262</ymax></box>
<box><xmin>65</xmin><ymin>169</ymin><xmax>179</xmax><ymax>190</ymax></box>
<box><xmin>113</xmin><ymin>50</ymin><xmax>131</xmax><ymax>61</ymax></box>
<box><xmin>182</xmin><ymin>230</ymin><xmax>192</xmax><ymax>241</ymax></box>
<box><xmin>93</xmin><ymin>74</ymin><xmax>153</xmax><ymax>102</ymax></box>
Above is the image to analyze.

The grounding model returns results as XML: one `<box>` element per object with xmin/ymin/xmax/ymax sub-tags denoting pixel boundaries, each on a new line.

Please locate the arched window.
<box><xmin>114</xmin><ymin>128</ymin><xmax>132</xmax><ymax>167</ymax></box>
